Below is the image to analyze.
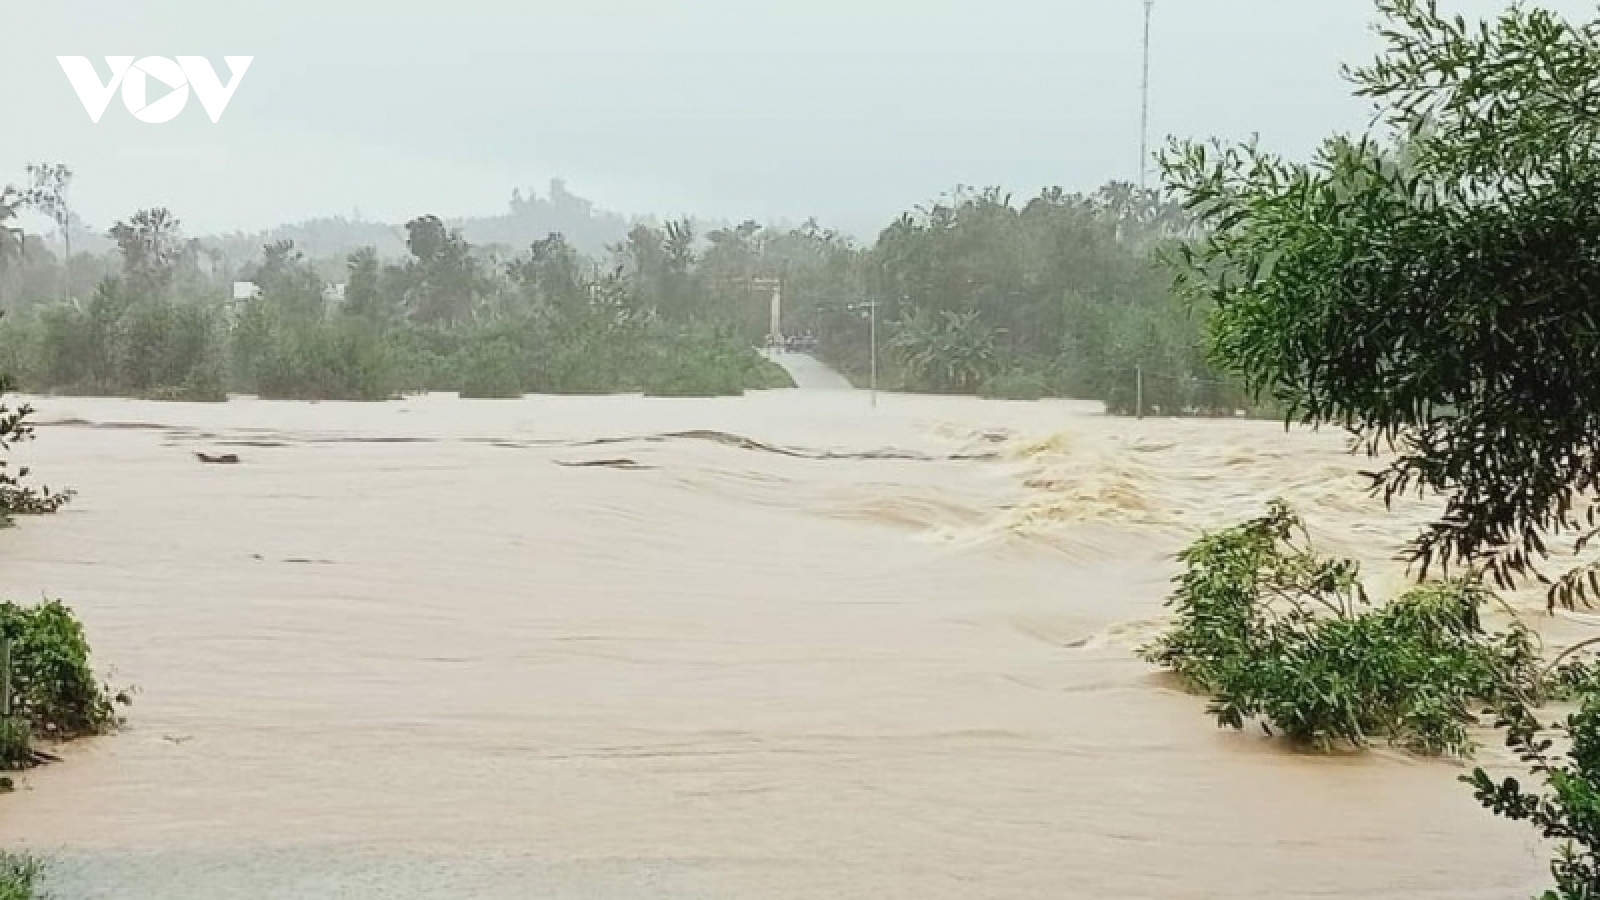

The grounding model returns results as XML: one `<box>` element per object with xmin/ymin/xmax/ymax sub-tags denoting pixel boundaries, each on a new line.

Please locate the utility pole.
<box><xmin>869</xmin><ymin>299</ymin><xmax>878</xmax><ymax>409</ymax></box>
<box><xmin>1</xmin><ymin>636</ymin><xmax>11</xmax><ymax>719</ymax></box>
<box><xmin>1140</xmin><ymin>0</ymin><xmax>1155</xmax><ymax>192</ymax></box>
<box><xmin>63</xmin><ymin>216</ymin><xmax>71</xmax><ymax>304</ymax></box>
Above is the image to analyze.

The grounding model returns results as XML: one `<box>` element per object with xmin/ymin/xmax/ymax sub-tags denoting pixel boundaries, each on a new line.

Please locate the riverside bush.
<box><xmin>1469</xmin><ymin>634</ymin><xmax>1600</xmax><ymax>900</ymax></box>
<box><xmin>0</xmin><ymin>598</ymin><xmax>126</xmax><ymax>768</ymax></box>
<box><xmin>1141</xmin><ymin>500</ymin><xmax>1542</xmax><ymax>756</ymax></box>
<box><xmin>1466</xmin><ymin>694</ymin><xmax>1600</xmax><ymax>900</ymax></box>
<box><xmin>456</xmin><ymin>338</ymin><xmax>526</xmax><ymax>399</ymax></box>
<box><xmin>0</xmin><ymin>291</ymin><xmax>226</xmax><ymax>401</ymax></box>
<box><xmin>979</xmin><ymin>369</ymin><xmax>1052</xmax><ymax>401</ymax></box>
<box><xmin>0</xmin><ymin>380</ymin><xmax>73</xmax><ymax>524</ymax></box>
<box><xmin>0</xmin><ymin>853</ymin><xmax>40</xmax><ymax>900</ymax></box>
<box><xmin>641</xmin><ymin>328</ymin><xmax>792</xmax><ymax>397</ymax></box>
<box><xmin>233</xmin><ymin>310</ymin><xmax>397</xmax><ymax>401</ymax></box>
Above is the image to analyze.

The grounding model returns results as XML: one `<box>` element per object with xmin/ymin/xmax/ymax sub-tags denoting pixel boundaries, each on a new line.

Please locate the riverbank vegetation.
<box><xmin>0</xmin><ymin>369</ymin><xmax>74</xmax><ymax>526</ymax></box>
<box><xmin>0</xmin><ymin>164</ymin><xmax>1252</xmax><ymax>412</ymax></box>
<box><xmin>0</xmin><ymin>377</ymin><xmax>119</xmax><ymax>776</ymax></box>
<box><xmin>0</xmin><ymin>370</ymin><xmax>114</xmax><ymax>900</ymax></box>
<box><xmin>0</xmin><ymin>206</ymin><xmax>795</xmax><ymax>402</ymax></box>
<box><xmin>0</xmin><ymin>852</ymin><xmax>40</xmax><ymax>900</ymax></box>
<box><xmin>0</xmin><ymin>598</ymin><xmax>126</xmax><ymax>771</ymax></box>
<box><xmin>1144</xmin><ymin>500</ymin><xmax>1600</xmax><ymax>897</ymax></box>
<box><xmin>1152</xmin><ymin>1</ymin><xmax>1600</xmax><ymax>896</ymax></box>
<box><xmin>1141</xmin><ymin>501</ymin><xmax>1543</xmax><ymax>758</ymax></box>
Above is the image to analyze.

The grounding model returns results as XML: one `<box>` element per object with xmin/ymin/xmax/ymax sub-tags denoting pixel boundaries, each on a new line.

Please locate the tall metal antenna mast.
<box><xmin>1140</xmin><ymin>0</ymin><xmax>1154</xmax><ymax>192</ymax></box>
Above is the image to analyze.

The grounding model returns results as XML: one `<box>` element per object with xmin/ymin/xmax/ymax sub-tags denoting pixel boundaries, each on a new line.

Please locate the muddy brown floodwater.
<box><xmin>0</xmin><ymin>383</ymin><xmax>1567</xmax><ymax>898</ymax></box>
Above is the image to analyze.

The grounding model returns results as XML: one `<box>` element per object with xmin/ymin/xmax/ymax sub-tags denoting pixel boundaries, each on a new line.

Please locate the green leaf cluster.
<box><xmin>1467</xmin><ymin>695</ymin><xmax>1600</xmax><ymax>900</ymax></box>
<box><xmin>0</xmin><ymin>598</ymin><xmax>127</xmax><ymax>769</ymax></box>
<box><xmin>1143</xmin><ymin>501</ymin><xmax>1541</xmax><ymax>756</ymax></box>
<box><xmin>1162</xmin><ymin>0</ymin><xmax>1600</xmax><ymax>606</ymax></box>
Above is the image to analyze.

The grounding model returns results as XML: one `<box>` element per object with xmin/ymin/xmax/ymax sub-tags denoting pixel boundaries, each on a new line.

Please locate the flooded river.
<box><xmin>0</xmin><ymin>377</ymin><xmax>1560</xmax><ymax>898</ymax></box>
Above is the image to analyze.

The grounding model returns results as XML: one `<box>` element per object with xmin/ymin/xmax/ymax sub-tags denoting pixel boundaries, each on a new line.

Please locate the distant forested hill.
<box><xmin>200</xmin><ymin>179</ymin><xmax>638</xmax><ymax>270</ymax></box>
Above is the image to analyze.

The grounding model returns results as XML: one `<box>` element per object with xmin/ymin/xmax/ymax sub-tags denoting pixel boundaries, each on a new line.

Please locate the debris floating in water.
<box><xmin>555</xmin><ymin>458</ymin><xmax>653</xmax><ymax>470</ymax></box>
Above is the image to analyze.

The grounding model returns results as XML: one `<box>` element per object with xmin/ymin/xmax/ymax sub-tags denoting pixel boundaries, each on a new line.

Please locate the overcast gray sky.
<box><xmin>1</xmin><ymin>0</ymin><xmax>1591</xmax><ymax>237</ymax></box>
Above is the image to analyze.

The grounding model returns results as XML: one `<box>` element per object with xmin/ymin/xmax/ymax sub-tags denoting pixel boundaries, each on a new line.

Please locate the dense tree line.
<box><xmin>831</xmin><ymin>184</ymin><xmax>1247</xmax><ymax>412</ymax></box>
<box><xmin>0</xmin><ymin>194</ymin><xmax>790</xmax><ymax>400</ymax></box>
<box><xmin>0</xmin><ymin>169</ymin><xmax>1253</xmax><ymax>411</ymax></box>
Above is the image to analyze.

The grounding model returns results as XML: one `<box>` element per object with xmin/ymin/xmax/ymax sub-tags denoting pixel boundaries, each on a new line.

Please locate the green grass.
<box><xmin>748</xmin><ymin>358</ymin><xmax>796</xmax><ymax>390</ymax></box>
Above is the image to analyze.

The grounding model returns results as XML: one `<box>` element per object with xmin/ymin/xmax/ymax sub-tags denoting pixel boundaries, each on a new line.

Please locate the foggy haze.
<box><xmin>0</xmin><ymin>0</ymin><xmax>1590</xmax><ymax>236</ymax></box>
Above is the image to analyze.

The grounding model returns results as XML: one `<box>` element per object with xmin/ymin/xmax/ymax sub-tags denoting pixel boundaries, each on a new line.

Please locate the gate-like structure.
<box><xmin>752</xmin><ymin>277</ymin><xmax>782</xmax><ymax>347</ymax></box>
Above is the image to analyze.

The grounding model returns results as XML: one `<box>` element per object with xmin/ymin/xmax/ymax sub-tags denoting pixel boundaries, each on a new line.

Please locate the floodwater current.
<box><xmin>0</xmin><ymin>358</ymin><xmax>1570</xmax><ymax>898</ymax></box>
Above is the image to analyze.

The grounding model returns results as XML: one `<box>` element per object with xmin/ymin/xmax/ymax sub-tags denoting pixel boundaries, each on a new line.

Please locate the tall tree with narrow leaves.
<box><xmin>1163</xmin><ymin>0</ymin><xmax>1600</xmax><ymax>610</ymax></box>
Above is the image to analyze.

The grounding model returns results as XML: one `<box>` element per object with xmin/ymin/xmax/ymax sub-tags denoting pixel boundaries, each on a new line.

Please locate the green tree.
<box><xmin>890</xmin><ymin>307</ymin><xmax>998</xmax><ymax>393</ymax></box>
<box><xmin>625</xmin><ymin>218</ymin><xmax>699</xmax><ymax>323</ymax></box>
<box><xmin>252</xmin><ymin>240</ymin><xmax>326</xmax><ymax>320</ymax></box>
<box><xmin>509</xmin><ymin>232</ymin><xmax>585</xmax><ymax>314</ymax></box>
<box><xmin>0</xmin><ymin>358</ymin><xmax>73</xmax><ymax>522</ymax></box>
<box><xmin>1466</xmin><ymin>695</ymin><xmax>1600</xmax><ymax>900</ymax></box>
<box><xmin>343</xmin><ymin>246</ymin><xmax>388</xmax><ymax>322</ymax></box>
<box><xmin>107</xmin><ymin>208</ymin><xmax>184</xmax><ymax>300</ymax></box>
<box><xmin>1163</xmin><ymin>0</ymin><xmax>1600</xmax><ymax>607</ymax></box>
<box><xmin>850</xmin><ymin>184</ymin><xmax>1238</xmax><ymax>408</ymax></box>
<box><xmin>402</xmin><ymin>214</ymin><xmax>479</xmax><ymax>327</ymax></box>
<box><xmin>1161</xmin><ymin>4</ymin><xmax>1600</xmax><ymax>897</ymax></box>
<box><xmin>21</xmin><ymin>163</ymin><xmax>72</xmax><ymax>304</ymax></box>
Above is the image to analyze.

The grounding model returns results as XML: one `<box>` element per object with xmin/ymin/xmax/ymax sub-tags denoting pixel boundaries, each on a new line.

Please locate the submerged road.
<box><xmin>765</xmin><ymin>351</ymin><xmax>855</xmax><ymax>391</ymax></box>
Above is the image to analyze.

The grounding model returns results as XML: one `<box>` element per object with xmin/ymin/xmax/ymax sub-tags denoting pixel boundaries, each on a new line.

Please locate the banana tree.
<box><xmin>890</xmin><ymin>307</ymin><xmax>998</xmax><ymax>393</ymax></box>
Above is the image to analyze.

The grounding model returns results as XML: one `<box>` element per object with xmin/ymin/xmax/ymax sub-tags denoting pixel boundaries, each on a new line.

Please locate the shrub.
<box><xmin>114</xmin><ymin>298</ymin><xmax>224</xmax><ymax>397</ymax></box>
<box><xmin>979</xmin><ymin>368</ymin><xmax>1052</xmax><ymax>401</ymax></box>
<box><xmin>456</xmin><ymin>339</ymin><xmax>526</xmax><ymax>399</ymax></box>
<box><xmin>0</xmin><ymin>385</ymin><xmax>74</xmax><ymax>525</ymax></box>
<box><xmin>0</xmin><ymin>853</ymin><xmax>40</xmax><ymax>900</ymax></box>
<box><xmin>235</xmin><ymin>311</ymin><xmax>397</xmax><ymax>401</ymax></box>
<box><xmin>0</xmin><ymin>719</ymin><xmax>26</xmax><ymax>770</ymax></box>
<box><xmin>747</xmin><ymin>356</ymin><xmax>795</xmax><ymax>390</ymax></box>
<box><xmin>1</xmin><ymin>598</ymin><xmax>126</xmax><ymax>768</ymax></box>
<box><xmin>639</xmin><ymin>327</ymin><xmax>792</xmax><ymax>397</ymax></box>
<box><xmin>524</xmin><ymin>313</ymin><xmax>647</xmax><ymax>395</ymax></box>
<box><xmin>1141</xmin><ymin>500</ymin><xmax>1542</xmax><ymax>756</ymax></box>
<box><xmin>387</xmin><ymin>324</ymin><xmax>463</xmax><ymax>394</ymax></box>
<box><xmin>1467</xmin><ymin>694</ymin><xmax>1600</xmax><ymax>900</ymax></box>
<box><xmin>641</xmin><ymin>357</ymin><xmax>746</xmax><ymax>397</ymax></box>
<box><xmin>0</xmin><ymin>289</ymin><xmax>226</xmax><ymax>400</ymax></box>
<box><xmin>889</xmin><ymin>307</ymin><xmax>999</xmax><ymax>393</ymax></box>
<box><xmin>143</xmin><ymin>344</ymin><xmax>227</xmax><ymax>403</ymax></box>
<box><xmin>535</xmin><ymin>344</ymin><xmax>626</xmax><ymax>394</ymax></box>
